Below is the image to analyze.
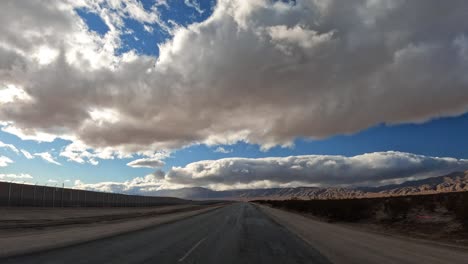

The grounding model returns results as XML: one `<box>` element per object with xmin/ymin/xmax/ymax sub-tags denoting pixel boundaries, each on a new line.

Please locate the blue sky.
<box><xmin>0</xmin><ymin>0</ymin><xmax>467</xmax><ymax>191</ymax></box>
<box><xmin>77</xmin><ymin>0</ymin><xmax>215</xmax><ymax>57</ymax></box>
<box><xmin>1</xmin><ymin>113</ymin><xmax>467</xmax><ymax>186</ymax></box>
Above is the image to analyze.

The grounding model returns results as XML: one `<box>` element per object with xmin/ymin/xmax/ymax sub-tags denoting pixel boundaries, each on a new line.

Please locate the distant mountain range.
<box><xmin>152</xmin><ymin>171</ymin><xmax>468</xmax><ymax>200</ymax></box>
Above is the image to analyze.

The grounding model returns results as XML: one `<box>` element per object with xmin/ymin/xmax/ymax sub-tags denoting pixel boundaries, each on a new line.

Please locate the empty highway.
<box><xmin>1</xmin><ymin>203</ymin><xmax>330</xmax><ymax>264</ymax></box>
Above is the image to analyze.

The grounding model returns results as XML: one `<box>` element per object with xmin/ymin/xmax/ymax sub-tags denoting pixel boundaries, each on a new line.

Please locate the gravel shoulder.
<box><xmin>257</xmin><ymin>203</ymin><xmax>468</xmax><ymax>264</ymax></box>
<box><xmin>0</xmin><ymin>204</ymin><xmax>225</xmax><ymax>258</ymax></box>
<box><xmin>0</xmin><ymin>204</ymin><xmax>202</xmax><ymax>230</ymax></box>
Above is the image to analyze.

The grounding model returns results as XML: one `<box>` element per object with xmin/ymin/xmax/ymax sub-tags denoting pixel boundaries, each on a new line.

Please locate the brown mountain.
<box><xmin>361</xmin><ymin>171</ymin><xmax>468</xmax><ymax>196</ymax></box>
<box><xmin>152</xmin><ymin>171</ymin><xmax>468</xmax><ymax>200</ymax></box>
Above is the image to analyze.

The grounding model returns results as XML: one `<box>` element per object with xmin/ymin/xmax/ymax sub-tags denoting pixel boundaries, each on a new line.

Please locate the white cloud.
<box><xmin>34</xmin><ymin>152</ymin><xmax>62</xmax><ymax>166</ymax></box>
<box><xmin>74</xmin><ymin>151</ymin><xmax>468</xmax><ymax>193</ymax></box>
<box><xmin>60</xmin><ymin>140</ymin><xmax>99</xmax><ymax>164</ymax></box>
<box><xmin>59</xmin><ymin>139</ymin><xmax>171</xmax><ymax>166</ymax></box>
<box><xmin>48</xmin><ymin>179</ymin><xmax>58</xmax><ymax>183</ymax></box>
<box><xmin>74</xmin><ymin>171</ymin><xmax>175</xmax><ymax>193</ymax></box>
<box><xmin>1</xmin><ymin>124</ymin><xmax>58</xmax><ymax>142</ymax></box>
<box><xmin>107</xmin><ymin>0</ymin><xmax>164</xmax><ymax>25</ymax></box>
<box><xmin>0</xmin><ymin>0</ymin><xmax>467</xmax><ymax>158</ymax></box>
<box><xmin>127</xmin><ymin>157</ymin><xmax>166</xmax><ymax>168</ymax></box>
<box><xmin>155</xmin><ymin>0</ymin><xmax>169</xmax><ymax>9</ymax></box>
<box><xmin>34</xmin><ymin>46</ymin><xmax>60</xmax><ymax>65</ymax></box>
<box><xmin>184</xmin><ymin>0</ymin><xmax>204</xmax><ymax>14</ymax></box>
<box><xmin>0</xmin><ymin>173</ymin><xmax>33</xmax><ymax>179</ymax></box>
<box><xmin>214</xmin><ymin>147</ymin><xmax>232</xmax><ymax>154</ymax></box>
<box><xmin>0</xmin><ymin>140</ymin><xmax>19</xmax><ymax>154</ymax></box>
<box><xmin>267</xmin><ymin>25</ymin><xmax>334</xmax><ymax>54</ymax></box>
<box><xmin>76</xmin><ymin>0</ymin><xmax>171</xmax><ymax>34</ymax></box>
<box><xmin>0</xmin><ymin>85</ymin><xmax>32</xmax><ymax>104</ymax></box>
<box><xmin>126</xmin><ymin>152</ymin><xmax>170</xmax><ymax>168</ymax></box>
<box><xmin>143</xmin><ymin>24</ymin><xmax>154</xmax><ymax>33</ymax></box>
<box><xmin>0</xmin><ymin>156</ymin><xmax>13</xmax><ymax>167</ymax></box>
<box><xmin>165</xmin><ymin>151</ymin><xmax>468</xmax><ymax>190</ymax></box>
<box><xmin>20</xmin><ymin>149</ymin><xmax>34</xmax><ymax>159</ymax></box>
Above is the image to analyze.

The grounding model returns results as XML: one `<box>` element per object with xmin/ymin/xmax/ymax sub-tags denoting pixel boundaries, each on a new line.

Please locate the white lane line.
<box><xmin>178</xmin><ymin>237</ymin><xmax>207</xmax><ymax>262</ymax></box>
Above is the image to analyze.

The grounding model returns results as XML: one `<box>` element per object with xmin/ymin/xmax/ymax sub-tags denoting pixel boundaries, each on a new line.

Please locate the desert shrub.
<box><xmin>442</xmin><ymin>194</ymin><xmax>460</xmax><ymax>211</ymax></box>
<box><xmin>422</xmin><ymin>197</ymin><xmax>436</xmax><ymax>212</ymax></box>
<box><xmin>383</xmin><ymin>198</ymin><xmax>411</xmax><ymax>220</ymax></box>
<box><xmin>454</xmin><ymin>193</ymin><xmax>468</xmax><ymax>230</ymax></box>
<box><xmin>255</xmin><ymin>191</ymin><xmax>468</xmax><ymax>226</ymax></box>
<box><xmin>256</xmin><ymin>198</ymin><xmax>375</xmax><ymax>222</ymax></box>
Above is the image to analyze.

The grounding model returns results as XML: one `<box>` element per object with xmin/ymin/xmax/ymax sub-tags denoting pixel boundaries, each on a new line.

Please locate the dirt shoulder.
<box><xmin>257</xmin><ymin>204</ymin><xmax>468</xmax><ymax>264</ymax></box>
<box><xmin>0</xmin><ymin>204</ymin><xmax>206</xmax><ymax>230</ymax></box>
<box><xmin>0</xmin><ymin>204</ymin><xmax>226</xmax><ymax>258</ymax></box>
<box><xmin>253</xmin><ymin>192</ymin><xmax>468</xmax><ymax>247</ymax></box>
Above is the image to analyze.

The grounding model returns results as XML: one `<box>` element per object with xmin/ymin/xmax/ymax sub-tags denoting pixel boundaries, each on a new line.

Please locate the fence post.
<box><xmin>7</xmin><ymin>182</ymin><xmax>12</xmax><ymax>207</ymax></box>
<box><xmin>20</xmin><ymin>182</ymin><xmax>25</xmax><ymax>206</ymax></box>
<box><xmin>61</xmin><ymin>183</ymin><xmax>64</xmax><ymax>207</ymax></box>
<box><xmin>42</xmin><ymin>184</ymin><xmax>48</xmax><ymax>207</ymax></box>
<box><xmin>52</xmin><ymin>184</ymin><xmax>56</xmax><ymax>208</ymax></box>
<box><xmin>33</xmin><ymin>183</ymin><xmax>37</xmax><ymax>207</ymax></box>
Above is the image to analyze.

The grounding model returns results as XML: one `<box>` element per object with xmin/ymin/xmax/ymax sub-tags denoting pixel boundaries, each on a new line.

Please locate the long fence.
<box><xmin>0</xmin><ymin>181</ymin><xmax>186</xmax><ymax>207</ymax></box>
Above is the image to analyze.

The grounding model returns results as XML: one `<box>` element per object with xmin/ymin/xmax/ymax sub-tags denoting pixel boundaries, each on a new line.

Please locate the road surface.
<box><xmin>1</xmin><ymin>203</ymin><xmax>330</xmax><ymax>264</ymax></box>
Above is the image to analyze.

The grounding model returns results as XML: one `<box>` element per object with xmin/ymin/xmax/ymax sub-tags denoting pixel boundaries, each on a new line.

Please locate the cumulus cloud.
<box><xmin>0</xmin><ymin>156</ymin><xmax>13</xmax><ymax>167</ymax></box>
<box><xmin>0</xmin><ymin>140</ymin><xmax>19</xmax><ymax>154</ymax></box>
<box><xmin>0</xmin><ymin>0</ymin><xmax>467</xmax><ymax>161</ymax></box>
<box><xmin>74</xmin><ymin>171</ymin><xmax>174</xmax><ymax>194</ymax></box>
<box><xmin>0</xmin><ymin>173</ymin><xmax>33</xmax><ymax>179</ymax></box>
<box><xmin>165</xmin><ymin>151</ymin><xmax>468</xmax><ymax>189</ymax></box>
<box><xmin>20</xmin><ymin>149</ymin><xmax>34</xmax><ymax>159</ymax></box>
<box><xmin>34</xmin><ymin>152</ymin><xmax>61</xmax><ymax>166</ymax></box>
<box><xmin>126</xmin><ymin>151</ymin><xmax>169</xmax><ymax>168</ymax></box>
<box><xmin>214</xmin><ymin>147</ymin><xmax>233</xmax><ymax>154</ymax></box>
<box><xmin>74</xmin><ymin>151</ymin><xmax>468</xmax><ymax>193</ymax></box>
<box><xmin>59</xmin><ymin>140</ymin><xmax>115</xmax><ymax>165</ymax></box>
<box><xmin>127</xmin><ymin>157</ymin><xmax>166</xmax><ymax>168</ymax></box>
<box><xmin>155</xmin><ymin>0</ymin><xmax>169</xmax><ymax>9</ymax></box>
<box><xmin>184</xmin><ymin>0</ymin><xmax>204</xmax><ymax>14</ymax></box>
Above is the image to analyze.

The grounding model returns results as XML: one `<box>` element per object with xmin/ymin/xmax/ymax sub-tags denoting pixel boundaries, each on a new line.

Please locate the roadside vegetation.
<box><xmin>255</xmin><ymin>191</ymin><xmax>468</xmax><ymax>244</ymax></box>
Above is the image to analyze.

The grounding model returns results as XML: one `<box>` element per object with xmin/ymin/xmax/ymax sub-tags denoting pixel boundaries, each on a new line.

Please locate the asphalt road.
<box><xmin>2</xmin><ymin>203</ymin><xmax>330</xmax><ymax>264</ymax></box>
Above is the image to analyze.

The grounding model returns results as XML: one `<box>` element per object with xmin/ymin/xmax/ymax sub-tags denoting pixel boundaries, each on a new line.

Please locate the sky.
<box><xmin>0</xmin><ymin>0</ymin><xmax>467</xmax><ymax>194</ymax></box>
